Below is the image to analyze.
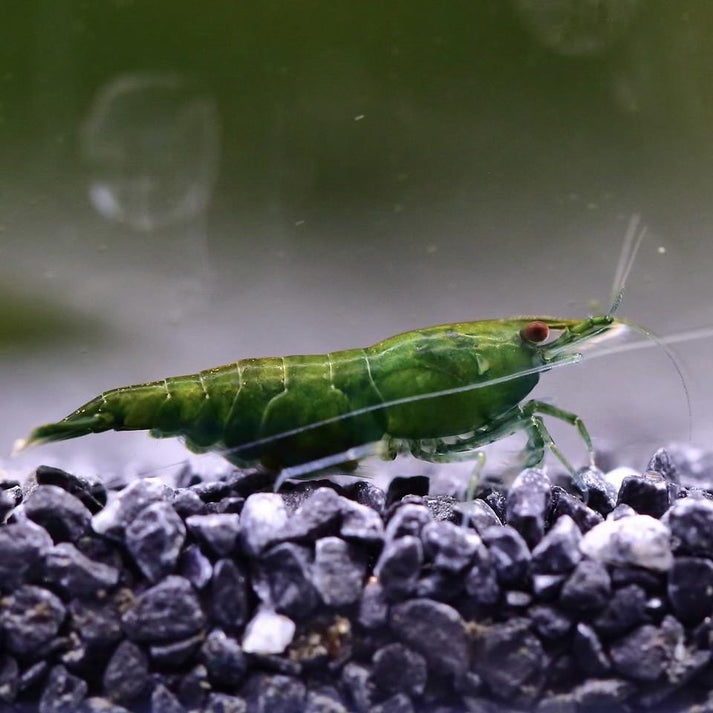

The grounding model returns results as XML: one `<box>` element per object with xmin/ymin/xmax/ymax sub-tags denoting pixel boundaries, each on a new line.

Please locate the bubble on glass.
<box><xmin>513</xmin><ymin>0</ymin><xmax>640</xmax><ymax>58</ymax></box>
<box><xmin>81</xmin><ymin>73</ymin><xmax>220</xmax><ymax>231</ymax></box>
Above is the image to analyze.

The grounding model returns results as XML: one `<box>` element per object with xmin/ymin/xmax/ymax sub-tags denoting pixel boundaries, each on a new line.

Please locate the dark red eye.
<box><xmin>521</xmin><ymin>321</ymin><xmax>550</xmax><ymax>343</ymax></box>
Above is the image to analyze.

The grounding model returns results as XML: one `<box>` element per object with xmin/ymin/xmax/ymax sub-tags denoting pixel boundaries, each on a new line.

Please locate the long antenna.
<box><xmin>608</xmin><ymin>214</ymin><xmax>646</xmax><ymax>317</ymax></box>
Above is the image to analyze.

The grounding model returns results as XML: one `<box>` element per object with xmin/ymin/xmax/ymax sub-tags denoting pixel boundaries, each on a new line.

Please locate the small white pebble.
<box><xmin>242</xmin><ymin>608</ymin><xmax>295</xmax><ymax>655</ymax></box>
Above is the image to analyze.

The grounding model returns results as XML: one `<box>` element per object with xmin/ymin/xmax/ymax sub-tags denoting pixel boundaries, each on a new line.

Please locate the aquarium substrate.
<box><xmin>2</xmin><ymin>448</ymin><xmax>713</xmax><ymax>712</ymax></box>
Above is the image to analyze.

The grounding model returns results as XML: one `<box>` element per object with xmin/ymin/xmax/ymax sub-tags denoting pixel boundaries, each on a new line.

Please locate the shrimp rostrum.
<box><xmin>20</xmin><ymin>314</ymin><xmax>624</xmax><ymax>491</ymax></box>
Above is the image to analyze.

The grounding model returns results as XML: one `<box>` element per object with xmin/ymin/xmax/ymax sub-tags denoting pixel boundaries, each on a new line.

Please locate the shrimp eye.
<box><xmin>521</xmin><ymin>321</ymin><xmax>550</xmax><ymax>344</ymax></box>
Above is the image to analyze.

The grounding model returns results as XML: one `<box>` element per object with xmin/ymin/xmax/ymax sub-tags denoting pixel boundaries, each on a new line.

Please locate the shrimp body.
<box><xmin>22</xmin><ymin>315</ymin><xmax>620</xmax><ymax>482</ymax></box>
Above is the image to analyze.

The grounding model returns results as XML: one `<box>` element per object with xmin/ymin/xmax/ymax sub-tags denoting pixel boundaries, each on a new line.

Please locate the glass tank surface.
<box><xmin>4</xmin><ymin>1</ymin><xmax>713</xmax><ymax>485</ymax></box>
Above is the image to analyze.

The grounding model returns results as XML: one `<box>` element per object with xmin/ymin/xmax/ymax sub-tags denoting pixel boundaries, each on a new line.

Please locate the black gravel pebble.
<box><xmin>531</xmin><ymin>514</ymin><xmax>581</xmax><ymax>574</ymax></box>
<box><xmin>617</xmin><ymin>470</ymin><xmax>671</xmax><ymax>518</ymax></box>
<box><xmin>559</xmin><ymin>559</ymin><xmax>611</xmax><ymax>613</ymax></box>
<box><xmin>39</xmin><ymin>664</ymin><xmax>88</xmax><ymax>713</ymax></box>
<box><xmin>505</xmin><ymin>468</ymin><xmax>551</xmax><ymax>548</ymax></box>
<box><xmin>24</xmin><ymin>484</ymin><xmax>93</xmax><ymax>542</ymax></box>
<box><xmin>185</xmin><ymin>513</ymin><xmax>240</xmax><ymax>557</ymax></box>
<box><xmin>35</xmin><ymin>464</ymin><xmax>107</xmax><ymax>513</ymax></box>
<box><xmin>122</xmin><ymin>575</ymin><xmax>206</xmax><ymax>643</ymax></box>
<box><xmin>371</xmin><ymin>642</ymin><xmax>427</xmax><ymax>698</ymax></box>
<box><xmin>471</xmin><ymin>618</ymin><xmax>546</xmax><ymax>707</ymax></box>
<box><xmin>2</xmin><ymin>584</ymin><xmax>66</xmax><ymax>656</ymax></box>
<box><xmin>6</xmin><ymin>453</ymin><xmax>713</xmax><ymax>712</ymax></box>
<box><xmin>0</xmin><ymin>519</ymin><xmax>53</xmax><ymax>590</ymax></box>
<box><xmin>390</xmin><ymin>598</ymin><xmax>468</xmax><ymax>679</ymax></box>
<box><xmin>667</xmin><ymin>556</ymin><xmax>713</xmax><ymax>624</ymax></box>
<box><xmin>374</xmin><ymin>535</ymin><xmax>423</xmax><ymax>599</ymax></box>
<box><xmin>481</xmin><ymin>525</ymin><xmax>530</xmax><ymax>588</ymax></box>
<box><xmin>125</xmin><ymin>501</ymin><xmax>186</xmax><ymax>582</ymax></box>
<box><xmin>102</xmin><ymin>640</ymin><xmax>149</xmax><ymax>703</ymax></box>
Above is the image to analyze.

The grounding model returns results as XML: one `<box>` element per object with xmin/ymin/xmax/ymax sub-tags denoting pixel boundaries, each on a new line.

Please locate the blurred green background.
<box><xmin>3</xmin><ymin>1</ymin><xmax>713</xmax><ymax>480</ymax></box>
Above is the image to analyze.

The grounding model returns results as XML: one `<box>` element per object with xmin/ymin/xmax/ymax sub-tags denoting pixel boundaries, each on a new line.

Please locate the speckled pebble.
<box><xmin>203</xmin><ymin>692</ymin><xmax>247</xmax><ymax>713</ymax></box>
<box><xmin>374</xmin><ymin>535</ymin><xmax>422</xmax><ymax>599</ymax></box>
<box><xmin>617</xmin><ymin>471</ymin><xmax>670</xmax><ymax>518</ymax></box>
<box><xmin>0</xmin><ymin>519</ymin><xmax>53</xmax><ymax>591</ymax></box>
<box><xmin>505</xmin><ymin>468</ymin><xmax>551</xmax><ymax>547</ymax></box>
<box><xmin>667</xmin><ymin>556</ymin><xmax>713</xmax><ymax>624</ymax></box>
<box><xmin>559</xmin><ymin>559</ymin><xmax>611</xmax><ymax>613</ymax></box>
<box><xmin>421</xmin><ymin>520</ymin><xmax>480</xmax><ymax>573</ymax></box>
<box><xmin>384</xmin><ymin>504</ymin><xmax>431</xmax><ymax>541</ymax></box>
<box><xmin>371</xmin><ymin>643</ymin><xmax>427</xmax><ymax>698</ymax></box>
<box><xmin>211</xmin><ymin>558</ymin><xmax>250</xmax><ymax>629</ymax></box>
<box><xmin>313</xmin><ymin>536</ymin><xmax>366</xmax><ymax>607</ymax></box>
<box><xmin>550</xmin><ymin>487</ymin><xmax>603</xmax><ymax>532</ymax></box>
<box><xmin>200</xmin><ymin>629</ymin><xmax>247</xmax><ymax>687</ymax></box>
<box><xmin>665</xmin><ymin>497</ymin><xmax>713</xmax><ymax>556</ymax></box>
<box><xmin>358</xmin><ymin>580</ymin><xmax>389</xmax><ymax>629</ymax></box>
<box><xmin>122</xmin><ymin>575</ymin><xmax>206</xmax><ymax>643</ymax></box>
<box><xmin>102</xmin><ymin>640</ymin><xmax>149</xmax><ymax>703</ymax></box>
<box><xmin>151</xmin><ymin>684</ymin><xmax>185</xmax><ymax>713</ymax></box>
<box><xmin>243</xmin><ymin>672</ymin><xmax>306</xmax><ymax>713</ymax></box>
<box><xmin>178</xmin><ymin>543</ymin><xmax>213</xmax><ymax>590</ymax></box>
<box><xmin>1</xmin><ymin>584</ymin><xmax>66</xmax><ymax>655</ymax></box>
<box><xmin>24</xmin><ymin>484</ymin><xmax>93</xmax><ymax>542</ymax></box>
<box><xmin>283</xmin><ymin>487</ymin><xmax>343</xmax><ymax>541</ymax></box>
<box><xmin>185</xmin><ymin>513</ymin><xmax>240</xmax><ymax>557</ymax></box>
<box><xmin>481</xmin><ymin>525</ymin><xmax>530</xmax><ymax>588</ymax></box>
<box><xmin>125</xmin><ymin>501</ymin><xmax>186</xmax><ymax>582</ymax></box>
<box><xmin>240</xmin><ymin>493</ymin><xmax>289</xmax><ymax>557</ymax></box>
<box><xmin>39</xmin><ymin>664</ymin><xmax>88</xmax><ymax>713</ymax></box>
<box><xmin>390</xmin><ymin>598</ymin><xmax>468</xmax><ymax>678</ymax></box>
<box><xmin>531</xmin><ymin>515</ymin><xmax>581</xmax><ymax>574</ymax></box>
<box><xmin>580</xmin><ymin>514</ymin><xmax>673</xmax><ymax>571</ymax></box>
<box><xmin>42</xmin><ymin>542</ymin><xmax>119</xmax><ymax>596</ymax></box>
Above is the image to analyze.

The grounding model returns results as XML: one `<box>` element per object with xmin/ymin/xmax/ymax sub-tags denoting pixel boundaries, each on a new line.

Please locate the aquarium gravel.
<box><xmin>3</xmin><ymin>450</ymin><xmax>713</xmax><ymax>712</ymax></box>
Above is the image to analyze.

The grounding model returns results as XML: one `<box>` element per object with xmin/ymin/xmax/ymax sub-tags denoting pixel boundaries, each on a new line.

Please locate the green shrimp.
<box><xmin>19</xmin><ymin>218</ymin><xmax>658</xmax><ymax>492</ymax></box>
<box><xmin>19</xmin><ymin>314</ymin><xmax>623</xmax><ymax>490</ymax></box>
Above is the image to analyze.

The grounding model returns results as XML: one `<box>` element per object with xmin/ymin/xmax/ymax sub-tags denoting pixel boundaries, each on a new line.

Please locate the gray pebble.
<box><xmin>391</xmin><ymin>598</ymin><xmax>468</xmax><ymax>678</ymax></box>
<box><xmin>617</xmin><ymin>471</ymin><xmax>670</xmax><ymax>518</ymax></box>
<box><xmin>240</xmin><ymin>493</ymin><xmax>288</xmax><ymax>557</ymax></box>
<box><xmin>0</xmin><ymin>519</ymin><xmax>53</xmax><ymax>591</ymax></box>
<box><xmin>580</xmin><ymin>515</ymin><xmax>673</xmax><ymax>571</ymax></box>
<box><xmin>572</xmin><ymin>678</ymin><xmax>634</xmax><ymax>711</ymax></box>
<box><xmin>0</xmin><ymin>655</ymin><xmax>18</xmax><ymax>704</ymax></box>
<box><xmin>243</xmin><ymin>672</ymin><xmax>306</xmax><ymax>713</ymax></box>
<box><xmin>505</xmin><ymin>468</ymin><xmax>551</xmax><ymax>547</ymax></box>
<box><xmin>1</xmin><ymin>585</ymin><xmax>65</xmax><ymax>655</ymax></box>
<box><xmin>39</xmin><ymin>665</ymin><xmax>87</xmax><ymax>713</ymax></box>
<box><xmin>668</xmin><ymin>556</ymin><xmax>713</xmax><ymax>624</ymax></box>
<box><xmin>283</xmin><ymin>487</ymin><xmax>343</xmax><ymax>541</ymax></box>
<box><xmin>201</xmin><ymin>629</ymin><xmax>247</xmax><ymax>687</ymax></box>
<box><xmin>573</xmin><ymin>622</ymin><xmax>611</xmax><ymax>676</ymax></box>
<box><xmin>580</xmin><ymin>467</ymin><xmax>618</xmax><ymax>516</ymax></box>
<box><xmin>122</xmin><ymin>575</ymin><xmax>206</xmax><ymax>643</ymax></box>
<box><xmin>340</xmin><ymin>500</ymin><xmax>384</xmax><ymax>545</ymax></box>
<box><xmin>125</xmin><ymin>501</ymin><xmax>186</xmax><ymax>582</ymax></box>
<box><xmin>532</xmin><ymin>573</ymin><xmax>566</xmax><ymax>600</ymax></box>
<box><xmin>102</xmin><ymin>640</ymin><xmax>149</xmax><ymax>703</ymax></box>
<box><xmin>530</xmin><ymin>605</ymin><xmax>573</xmax><ymax>641</ymax></box>
<box><xmin>559</xmin><ymin>559</ymin><xmax>611</xmax><ymax>613</ymax></box>
<box><xmin>177</xmin><ymin>663</ymin><xmax>210</xmax><ymax>709</ymax></box>
<box><xmin>69</xmin><ymin>596</ymin><xmax>123</xmax><ymax>648</ymax></box>
<box><xmin>665</xmin><ymin>497</ymin><xmax>713</xmax><ymax>555</ymax></box>
<box><xmin>358</xmin><ymin>581</ymin><xmax>389</xmax><ymax>629</ymax></box>
<box><xmin>186</xmin><ymin>513</ymin><xmax>241</xmax><ymax>557</ymax></box>
<box><xmin>204</xmin><ymin>692</ymin><xmax>248</xmax><ymax>713</ymax></box>
<box><xmin>43</xmin><ymin>542</ymin><xmax>119</xmax><ymax>596</ymax></box>
<box><xmin>80</xmin><ymin>698</ymin><xmax>133</xmax><ymax>713</ymax></box>
<box><xmin>455</xmin><ymin>498</ymin><xmax>502</xmax><ymax>534</ymax></box>
<box><xmin>306</xmin><ymin>687</ymin><xmax>349</xmax><ymax>713</ymax></box>
<box><xmin>211</xmin><ymin>558</ymin><xmax>250</xmax><ymax>629</ymax></box>
<box><xmin>464</xmin><ymin>543</ymin><xmax>500</xmax><ymax>606</ymax></box>
<box><xmin>421</xmin><ymin>520</ymin><xmax>480</xmax><ymax>572</ymax></box>
<box><xmin>92</xmin><ymin>478</ymin><xmax>173</xmax><ymax>541</ymax></box>
<box><xmin>24</xmin><ymin>485</ymin><xmax>92</xmax><ymax>542</ymax></box>
<box><xmin>341</xmin><ymin>662</ymin><xmax>375</xmax><ymax>713</ymax></box>
<box><xmin>481</xmin><ymin>525</ymin><xmax>530</xmax><ymax>588</ymax></box>
<box><xmin>550</xmin><ymin>487</ymin><xmax>603</xmax><ymax>532</ymax></box>
<box><xmin>592</xmin><ymin>584</ymin><xmax>647</xmax><ymax>638</ymax></box>
<box><xmin>471</xmin><ymin>618</ymin><xmax>545</xmax><ymax>707</ymax></box>
<box><xmin>607</xmin><ymin>503</ymin><xmax>637</xmax><ymax>520</ymax></box>
<box><xmin>371</xmin><ymin>643</ymin><xmax>427</xmax><ymax>697</ymax></box>
<box><xmin>532</xmin><ymin>515</ymin><xmax>581</xmax><ymax>574</ymax></box>
<box><xmin>313</xmin><ymin>537</ymin><xmax>366</xmax><ymax>607</ymax></box>
<box><xmin>178</xmin><ymin>543</ymin><xmax>213</xmax><ymax>590</ymax></box>
<box><xmin>384</xmin><ymin>504</ymin><xmax>431</xmax><ymax>541</ymax></box>
<box><xmin>151</xmin><ymin>684</ymin><xmax>186</xmax><ymax>713</ymax></box>
<box><xmin>609</xmin><ymin>615</ymin><xmax>683</xmax><ymax>681</ymax></box>
<box><xmin>374</xmin><ymin>535</ymin><xmax>422</xmax><ymax>599</ymax></box>
<box><xmin>149</xmin><ymin>634</ymin><xmax>203</xmax><ymax>668</ymax></box>
<box><xmin>172</xmin><ymin>488</ymin><xmax>206</xmax><ymax>519</ymax></box>
<box><xmin>254</xmin><ymin>543</ymin><xmax>318</xmax><ymax>620</ymax></box>
<box><xmin>368</xmin><ymin>693</ymin><xmax>414</xmax><ymax>713</ymax></box>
